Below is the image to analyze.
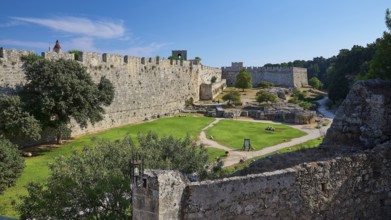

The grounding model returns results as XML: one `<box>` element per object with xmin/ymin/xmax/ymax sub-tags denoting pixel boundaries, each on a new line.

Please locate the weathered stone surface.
<box><xmin>133</xmin><ymin>79</ymin><xmax>391</xmax><ymax>220</ymax></box>
<box><xmin>222</xmin><ymin>62</ymin><xmax>308</xmax><ymax>88</ymax></box>
<box><xmin>135</xmin><ymin>144</ymin><xmax>391</xmax><ymax>220</ymax></box>
<box><xmin>0</xmin><ymin>48</ymin><xmax>223</xmax><ymax>144</ymax></box>
<box><xmin>132</xmin><ymin>170</ymin><xmax>189</xmax><ymax>220</ymax></box>
<box><xmin>324</xmin><ymin>79</ymin><xmax>391</xmax><ymax>148</ymax></box>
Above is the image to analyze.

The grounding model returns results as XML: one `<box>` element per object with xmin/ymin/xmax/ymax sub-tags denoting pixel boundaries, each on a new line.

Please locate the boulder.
<box><xmin>324</xmin><ymin>80</ymin><xmax>391</xmax><ymax>148</ymax></box>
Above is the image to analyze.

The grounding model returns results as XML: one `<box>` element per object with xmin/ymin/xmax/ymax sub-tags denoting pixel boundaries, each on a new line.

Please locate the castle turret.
<box><xmin>53</xmin><ymin>40</ymin><xmax>62</xmax><ymax>54</ymax></box>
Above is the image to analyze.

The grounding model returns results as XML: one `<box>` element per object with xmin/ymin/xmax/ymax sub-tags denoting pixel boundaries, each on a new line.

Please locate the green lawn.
<box><xmin>0</xmin><ymin>114</ymin><xmax>214</xmax><ymax>218</ymax></box>
<box><xmin>224</xmin><ymin>138</ymin><xmax>323</xmax><ymax>174</ymax></box>
<box><xmin>205</xmin><ymin>147</ymin><xmax>227</xmax><ymax>163</ymax></box>
<box><xmin>205</xmin><ymin>120</ymin><xmax>306</xmax><ymax>150</ymax></box>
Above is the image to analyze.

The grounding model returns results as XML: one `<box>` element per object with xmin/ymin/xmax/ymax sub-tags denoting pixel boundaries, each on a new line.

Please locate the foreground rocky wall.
<box><xmin>133</xmin><ymin>144</ymin><xmax>391</xmax><ymax>220</ymax></box>
<box><xmin>324</xmin><ymin>80</ymin><xmax>391</xmax><ymax>148</ymax></box>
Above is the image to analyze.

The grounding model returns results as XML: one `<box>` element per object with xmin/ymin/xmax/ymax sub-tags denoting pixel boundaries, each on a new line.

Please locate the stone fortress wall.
<box><xmin>132</xmin><ymin>80</ymin><xmax>391</xmax><ymax>220</ymax></box>
<box><xmin>222</xmin><ymin>62</ymin><xmax>308</xmax><ymax>88</ymax></box>
<box><xmin>0</xmin><ymin>48</ymin><xmax>222</xmax><ymax>136</ymax></box>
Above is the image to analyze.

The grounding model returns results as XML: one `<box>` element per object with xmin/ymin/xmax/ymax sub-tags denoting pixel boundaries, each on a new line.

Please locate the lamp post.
<box><xmin>130</xmin><ymin>153</ymin><xmax>144</xmax><ymax>188</ymax></box>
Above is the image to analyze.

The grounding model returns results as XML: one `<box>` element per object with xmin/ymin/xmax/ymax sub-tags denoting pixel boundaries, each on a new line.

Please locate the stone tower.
<box><xmin>171</xmin><ymin>50</ymin><xmax>187</xmax><ymax>60</ymax></box>
<box><xmin>53</xmin><ymin>40</ymin><xmax>62</xmax><ymax>54</ymax></box>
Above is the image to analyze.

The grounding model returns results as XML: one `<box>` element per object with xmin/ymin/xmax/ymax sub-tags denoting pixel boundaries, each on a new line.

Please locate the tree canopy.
<box><xmin>235</xmin><ymin>68</ymin><xmax>252</xmax><ymax>91</ymax></box>
<box><xmin>0</xmin><ymin>137</ymin><xmax>24</xmax><ymax>194</ymax></box>
<box><xmin>0</xmin><ymin>95</ymin><xmax>41</xmax><ymax>142</ymax></box>
<box><xmin>19</xmin><ymin>58</ymin><xmax>115</xmax><ymax>143</ymax></box>
<box><xmin>17</xmin><ymin>132</ymin><xmax>217</xmax><ymax>219</ymax></box>
<box><xmin>365</xmin><ymin>9</ymin><xmax>391</xmax><ymax>80</ymax></box>
<box><xmin>308</xmin><ymin>76</ymin><xmax>323</xmax><ymax>90</ymax></box>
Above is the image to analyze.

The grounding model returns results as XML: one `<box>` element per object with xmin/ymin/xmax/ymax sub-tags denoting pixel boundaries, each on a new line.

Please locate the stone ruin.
<box><xmin>132</xmin><ymin>80</ymin><xmax>391</xmax><ymax>220</ymax></box>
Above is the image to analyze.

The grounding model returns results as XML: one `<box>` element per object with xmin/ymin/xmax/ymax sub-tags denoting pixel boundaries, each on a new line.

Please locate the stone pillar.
<box><xmin>132</xmin><ymin>170</ymin><xmax>188</xmax><ymax>220</ymax></box>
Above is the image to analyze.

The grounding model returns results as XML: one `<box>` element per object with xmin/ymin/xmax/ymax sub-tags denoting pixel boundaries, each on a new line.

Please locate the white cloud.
<box><xmin>63</xmin><ymin>37</ymin><xmax>98</xmax><ymax>52</ymax></box>
<box><xmin>0</xmin><ymin>20</ymin><xmax>23</xmax><ymax>27</ymax></box>
<box><xmin>0</xmin><ymin>39</ymin><xmax>49</xmax><ymax>49</ymax></box>
<box><xmin>12</xmin><ymin>16</ymin><xmax>125</xmax><ymax>39</ymax></box>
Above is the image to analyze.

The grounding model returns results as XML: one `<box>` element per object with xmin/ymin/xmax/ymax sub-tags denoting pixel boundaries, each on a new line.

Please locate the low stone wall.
<box><xmin>133</xmin><ymin>144</ymin><xmax>391</xmax><ymax>220</ymax></box>
<box><xmin>199</xmin><ymin>79</ymin><xmax>227</xmax><ymax>100</ymax></box>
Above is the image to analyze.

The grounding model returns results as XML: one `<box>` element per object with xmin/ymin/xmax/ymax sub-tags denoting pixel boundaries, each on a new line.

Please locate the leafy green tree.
<box><xmin>365</xmin><ymin>9</ymin><xmax>391</xmax><ymax>80</ymax></box>
<box><xmin>211</xmin><ymin>76</ymin><xmax>217</xmax><ymax>84</ymax></box>
<box><xmin>222</xmin><ymin>91</ymin><xmax>241</xmax><ymax>104</ymax></box>
<box><xmin>257</xmin><ymin>80</ymin><xmax>274</xmax><ymax>88</ymax></box>
<box><xmin>17</xmin><ymin>132</ymin><xmax>217</xmax><ymax>219</ymax></box>
<box><xmin>18</xmin><ymin>138</ymin><xmax>133</xmax><ymax>219</ymax></box>
<box><xmin>308</xmin><ymin>77</ymin><xmax>323</xmax><ymax>89</ymax></box>
<box><xmin>0</xmin><ymin>95</ymin><xmax>41</xmax><ymax>142</ymax></box>
<box><xmin>138</xmin><ymin>132</ymin><xmax>208</xmax><ymax>175</ymax></box>
<box><xmin>19</xmin><ymin>58</ymin><xmax>115</xmax><ymax>143</ymax></box>
<box><xmin>235</xmin><ymin>68</ymin><xmax>252</xmax><ymax>91</ymax></box>
<box><xmin>0</xmin><ymin>137</ymin><xmax>24</xmax><ymax>194</ymax></box>
<box><xmin>256</xmin><ymin>90</ymin><xmax>277</xmax><ymax>104</ymax></box>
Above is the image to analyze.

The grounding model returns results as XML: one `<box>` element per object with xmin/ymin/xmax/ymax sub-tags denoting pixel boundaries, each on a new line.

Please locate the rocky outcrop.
<box><xmin>324</xmin><ymin>80</ymin><xmax>391</xmax><ymax>148</ymax></box>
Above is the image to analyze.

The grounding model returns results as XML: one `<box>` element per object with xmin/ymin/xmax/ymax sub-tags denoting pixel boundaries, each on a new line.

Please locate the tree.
<box><xmin>137</xmin><ymin>132</ymin><xmax>209</xmax><ymax>175</ymax></box>
<box><xmin>256</xmin><ymin>90</ymin><xmax>277</xmax><ymax>104</ymax></box>
<box><xmin>17</xmin><ymin>133</ymin><xmax>215</xmax><ymax>219</ymax></box>
<box><xmin>235</xmin><ymin>68</ymin><xmax>252</xmax><ymax>91</ymax></box>
<box><xmin>308</xmin><ymin>77</ymin><xmax>323</xmax><ymax>90</ymax></box>
<box><xmin>0</xmin><ymin>137</ymin><xmax>25</xmax><ymax>194</ymax></box>
<box><xmin>222</xmin><ymin>91</ymin><xmax>241</xmax><ymax>104</ymax></box>
<box><xmin>211</xmin><ymin>76</ymin><xmax>217</xmax><ymax>84</ymax></box>
<box><xmin>0</xmin><ymin>95</ymin><xmax>41</xmax><ymax>142</ymax></box>
<box><xmin>365</xmin><ymin>9</ymin><xmax>391</xmax><ymax>80</ymax></box>
<box><xmin>19</xmin><ymin>58</ymin><xmax>115</xmax><ymax>143</ymax></box>
<box><xmin>18</xmin><ymin>138</ymin><xmax>133</xmax><ymax>219</ymax></box>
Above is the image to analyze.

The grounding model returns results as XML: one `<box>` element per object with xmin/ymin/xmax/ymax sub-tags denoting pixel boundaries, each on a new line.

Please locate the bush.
<box><xmin>292</xmin><ymin>90</ymin><xmax>306</xmax><ymax>100</ymax></box>
<box><xmin>257</xmin><ymin>80</ymin><xmax>274</xmax><ymax>88</ymax></box>
<box><xmin>222</xmin><ymin>91</ymin><xmax>241</xmax><ymax>104</ymax></box>
<box><xmin>256</xmin><ymin>90</ymin><xmax>277</xmax><ymax>104</ymax></box>
<box><xmin>309</xmin><ymin>77</ymin><xmax>323</xmax><ymax>89</ymax></box>
<box><xmin>185</xmin><ymin>97</ymin><xmax>194</xmax><ymax>107</ymax></box>
<box><xmin>211</xmin><ymin>76</ymin><xmax>217</xmax><ymax>84</ymax></box>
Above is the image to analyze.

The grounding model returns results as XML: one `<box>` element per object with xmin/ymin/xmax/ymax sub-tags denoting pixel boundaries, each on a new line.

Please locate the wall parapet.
<box><xmin>133</xmin><ymin>146</ymin><xmax>391</xmax><ymax>219</ymax></box>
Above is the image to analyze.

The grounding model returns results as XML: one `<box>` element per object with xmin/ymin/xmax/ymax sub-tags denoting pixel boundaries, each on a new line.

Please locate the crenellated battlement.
<box><xmin>222</xmin><ymin>62</ymin><xmax>308</xmax><ymax>88</ymax></box>
<box><xmin>0</xmin><ymin>47</ymin><xmax>35</xmax><ymax>63</ymax></box>
<box><xmin>0</xmin><ymin>48</ymin><xmax>212</xmax><ymax>69</ymax></box>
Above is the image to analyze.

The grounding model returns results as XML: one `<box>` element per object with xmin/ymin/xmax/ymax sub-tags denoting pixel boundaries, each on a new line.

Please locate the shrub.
<box><xmin>222</xmin><ymin>91</ymin><xmax>241</xmax><ymax>104</ymax></box>
<box><xmin>257</xmin><ymin>80</ymin><xmax>274</xmax><ymax>88</ymax></box>
<box><xmin>211</xmin><ymin>76</ymin><xmax>217</xmax><ymax>84</ymax></box>
<box><xmin>256</xmin><ymin>90</ymin><xmax>277</xmax><ymax>104</ymax></box>
<box><xmin>185</xmin><ymin>97</ymin><xmax>194</xmax><ymax>107</ymax></box>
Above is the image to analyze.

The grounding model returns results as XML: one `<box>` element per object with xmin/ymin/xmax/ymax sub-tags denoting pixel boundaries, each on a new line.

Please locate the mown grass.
<box><xmin>0</xmin><ymin>115</ymin><xmax>214</xmax><ymax>218</ymax></box>
<box><xmin>224</xmin><ymin>138</ymin><xmax>323</xmax><ymax>174</ymax></box>
<box><xmin>205</xmin><ymin>119</ymin><xmax>306</xmax><ymax>150</ymax></box>
<box><xmin>204</xmin><ymin>147</ymin><xmax>227</xmax><ymax>163</ymax></box>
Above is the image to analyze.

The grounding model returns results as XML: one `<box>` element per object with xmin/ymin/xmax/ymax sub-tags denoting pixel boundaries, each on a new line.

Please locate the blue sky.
<box><xmin>0</xmin><ymin>0</ymin><xmax>390</xmax><ymax>67</ymax></box>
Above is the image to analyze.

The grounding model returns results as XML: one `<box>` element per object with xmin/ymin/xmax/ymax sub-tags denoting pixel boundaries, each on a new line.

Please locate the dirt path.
<box><xmin>198</xmin><ymin>98</ymin><xmax>335</xmax><ymax>167</ymax></box>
